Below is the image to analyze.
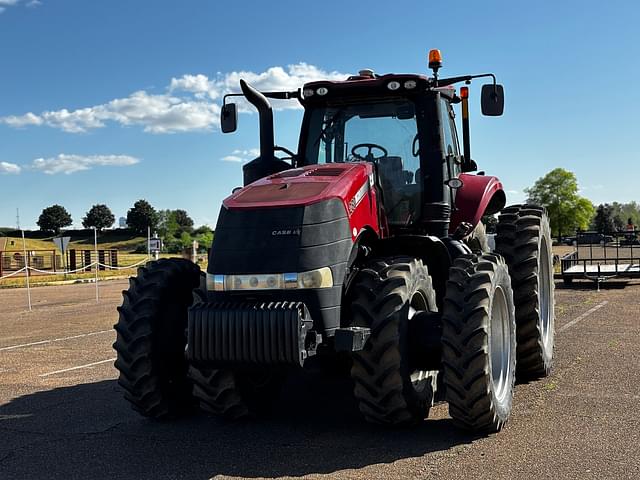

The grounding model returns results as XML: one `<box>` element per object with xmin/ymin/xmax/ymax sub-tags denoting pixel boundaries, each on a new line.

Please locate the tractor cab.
<box><xmin>298</xmin><ymin>74</ymin><xmax>454</xmax><ymax>231</ymax></box>
<box><xmin>222</xmin><ymin>51</ymin><xmax>506</xmax><ymax>238</ymax></box>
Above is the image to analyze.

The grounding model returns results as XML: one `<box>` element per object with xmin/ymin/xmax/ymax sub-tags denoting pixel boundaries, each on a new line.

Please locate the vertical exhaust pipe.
<box><xmin>239</xmin><ymin>79</ymin><xmax>290</xmax><ymax>185</ymax></box>
<box><xmin>240</xmin><ymin>79</ymin><xmax>275</xmax><ymax>162</ymax></box>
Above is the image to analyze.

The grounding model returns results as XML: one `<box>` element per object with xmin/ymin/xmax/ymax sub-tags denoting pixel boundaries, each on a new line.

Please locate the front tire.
<box><xmin>442</xmin><ymin>253</ymin><xmax>516</xmax><ymax>433</ymax></box>
<box><xmin>113</xmin><ymin>259</ymin><xmax>200</xmax><ymax>418</ymax></box>
<box><xmin>495</xmin><ymin>204</ymin><xmax>555</xmax><ymax>380</ymax></box>
<box><xmin>349</xmin><ymin>256</ymin><xmax>438</xmax><ymax>425</ymax></box>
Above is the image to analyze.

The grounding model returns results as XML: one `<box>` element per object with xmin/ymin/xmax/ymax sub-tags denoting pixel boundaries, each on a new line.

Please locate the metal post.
<box><xmin>94</xmin><ymin>227</ymin><xmax>99</xmax><ymax>303</ymax></box>
<box><xmin>21</xmin><ymin>230</ymin><xmax>32</xmax><ymax>311</ymax></box>
<box><xmin>147</xmin><ymin>226</ymin><xmax>151</xmax><ymax>261</ymax></box>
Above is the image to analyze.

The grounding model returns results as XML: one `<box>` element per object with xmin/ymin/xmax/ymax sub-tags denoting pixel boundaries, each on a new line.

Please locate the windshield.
<box><xmin>304</xmin><ymin>100</ymin><xmax>419</xmax><ymax>170</ymax></box>
<box><xmin>303</xmin><ymin>99</ymin><xmax>422</xmax><ymax>227</ymax></box>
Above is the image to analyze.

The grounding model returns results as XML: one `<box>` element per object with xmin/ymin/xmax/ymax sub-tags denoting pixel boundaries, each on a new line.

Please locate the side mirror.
<box><xmin>481</xmin><ymin>84</ymin><xmax>504</xmax><ymax>116</ymax></box>
<box><xmin>221</xmin><ymin>103</ymin><xmax>237</xmax><ymax>133</ymax></box>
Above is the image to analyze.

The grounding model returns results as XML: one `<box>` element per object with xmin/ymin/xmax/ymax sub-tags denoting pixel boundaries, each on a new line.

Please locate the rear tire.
<box><xmin>442</xmin><ymin>253</ymin><xmax>516</xmax><ymax>433</ymax></box>
<box><xmin>495</xmin><ymin>204</ymin><xmax>555</xmax><ymax>380</ymax></box>
<box><xmin>349</xmin><ymin>256</ymin><xmax>438</xmax><ymax>425</ymax></box>
<box><xmin>113</xmin><ymin>259</ymin><xmax>200</xmax><ymax>418</ymax></box>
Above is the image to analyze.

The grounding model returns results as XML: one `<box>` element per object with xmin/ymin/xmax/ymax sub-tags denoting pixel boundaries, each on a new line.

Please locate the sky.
<box><xmin>1</xmin><ymin>0</ymin><xmax>639</xmax><ymax>229</ymax></box>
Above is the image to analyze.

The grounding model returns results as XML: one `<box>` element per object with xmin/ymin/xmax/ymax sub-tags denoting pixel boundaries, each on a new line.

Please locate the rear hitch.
<box><xmin>334</xmin><ymin>327</ymin><xmax>371</xmax><ymax>352</ymax></box>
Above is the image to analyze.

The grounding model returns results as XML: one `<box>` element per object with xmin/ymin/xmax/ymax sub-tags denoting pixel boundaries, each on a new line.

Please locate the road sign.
<box><xmin>149</xmin><ymin>238</ymin><xmax>162</xmax><ymax>252</ymax></box>
<box><xmin>53</xmin><ymin>236</ymin><xmax>71</xmax><ymax>252</ymax></box>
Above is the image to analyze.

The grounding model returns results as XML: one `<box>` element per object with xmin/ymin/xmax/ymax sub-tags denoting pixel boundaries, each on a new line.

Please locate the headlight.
<box><xmin>207</xmin><ymin>267</ymin><xmax>334</xmax><ymax>291</ymax></box>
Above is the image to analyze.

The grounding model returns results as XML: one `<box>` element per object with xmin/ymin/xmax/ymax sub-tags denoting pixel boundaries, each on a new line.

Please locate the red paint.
<box><xmin>450</xmin><ymin>173</ymin><xmax>504</xmax><ymax>232</ymax></box>
<box><xmin>223</xmin><ymin>163</ymin><xmax>381</xmax><ymax>241</ymax></box>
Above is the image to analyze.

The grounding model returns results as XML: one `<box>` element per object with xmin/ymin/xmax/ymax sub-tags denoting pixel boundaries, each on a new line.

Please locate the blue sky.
<box><xmin>1</xmin><ymin>0</ymin><xmax>639</xmax><ymax>229</ymax></box>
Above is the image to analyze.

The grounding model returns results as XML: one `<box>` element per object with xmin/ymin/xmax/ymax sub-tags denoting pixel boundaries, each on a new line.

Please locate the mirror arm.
<box><xmin>437</xmin><ymin>73</ymin><xmax>497</xmax><ymax>90</ymax></box>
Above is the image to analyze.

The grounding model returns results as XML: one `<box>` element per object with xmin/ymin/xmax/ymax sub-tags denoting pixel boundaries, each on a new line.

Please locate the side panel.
<box><xmin>449</xmin><ymin>173</ymin><xmax>506</xmax><ymax>231</ymax></box>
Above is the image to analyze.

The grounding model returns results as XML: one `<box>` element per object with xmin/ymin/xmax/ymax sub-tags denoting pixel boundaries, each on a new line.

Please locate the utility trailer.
<box><xmin>561</xmin><ymin>229</ymin><xmax>640</xmax><ymax>288</ymax></box>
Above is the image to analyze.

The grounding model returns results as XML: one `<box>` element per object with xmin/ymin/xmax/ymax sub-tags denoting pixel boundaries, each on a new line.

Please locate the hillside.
<box><xmin>0</xmin><ymin>231</ymin><xmax>147</xmax><ymax>253</ymax></box>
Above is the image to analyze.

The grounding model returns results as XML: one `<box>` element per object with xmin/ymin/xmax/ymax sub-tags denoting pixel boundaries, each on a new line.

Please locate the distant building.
<box><xmin>119</xmin><ymin>217</ymin><xmax>127</xmax><ymax>228</ymax></box>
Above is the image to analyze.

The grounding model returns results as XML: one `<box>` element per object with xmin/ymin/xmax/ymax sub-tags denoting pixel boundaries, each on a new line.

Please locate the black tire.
<box><xmin>349</xmin><ymin>256</ymin><xmax>438</xmax><ymax>425</ymax></box>
<box><xmin>187</xmin><ymin>284</ymin><xmax>284</xmax><ymax>419</ymax></box>
<box><xmin>442</xmin><ymin>253</ymin><xmax>517</xmax><ymax>432</ymax></box>
<box><xmin>113</xmin><ymin>258</ymin><xmax>200</xmax><ymax>418</ymax></box>
<box><xmin>495</xmin><ymin>204</ymin><xmax>555</xmax><ymax>380</ymax></box>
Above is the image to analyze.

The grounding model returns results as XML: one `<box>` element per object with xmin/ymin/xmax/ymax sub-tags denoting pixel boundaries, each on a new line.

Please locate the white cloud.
<box><xmin>30</xmin><ymin>154</ymin><xmax>140</xmax><ymax>175</ymax></box>
<box><xmin>0</xmin><ymin>161</ymin><xmax>21</xmax><ymax>174</ymax></box>
<box><xmin>0</xmin><ymin>0</ymin><xmax>40</xmax><ymax>13</ymax></box>
<box><xmin>221</xmin><ymin>148</ymin><xmax>260</xmax><ymax>163</ymax></box>
<box><xmin>1</xmin><ymin>63</ymin><xmax>347</xmax><ymax>134</ymax></box>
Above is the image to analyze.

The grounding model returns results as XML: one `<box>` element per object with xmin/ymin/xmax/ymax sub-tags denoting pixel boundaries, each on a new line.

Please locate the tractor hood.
<box><xmin>223</xmin><ymin>163</ymin><xmax>373</xmax><ymax>211</ymax></box>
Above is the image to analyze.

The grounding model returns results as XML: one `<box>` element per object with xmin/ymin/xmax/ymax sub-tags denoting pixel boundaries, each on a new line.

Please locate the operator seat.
<box><xmin>378</xmin><ymin>156</ymin><xmax>411</xmax><ymax>225</ymax></box>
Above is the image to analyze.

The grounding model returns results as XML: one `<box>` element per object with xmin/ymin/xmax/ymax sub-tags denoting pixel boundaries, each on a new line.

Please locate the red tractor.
<box><xmin>114</xmin><ymin>50</ymin><xmax>554</xmax><ymax>432</ymax></box>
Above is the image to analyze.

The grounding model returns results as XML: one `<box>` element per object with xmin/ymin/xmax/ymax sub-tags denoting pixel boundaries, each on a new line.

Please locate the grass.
<box><xmin>0</xmin><ymin>268</ymin><xmax>138</xmax><ymax>288</ymax></box>
<box><xmin>1</xmin><ymin>233</ymin><xmax>147</xmax><ymax>253</ymax></box>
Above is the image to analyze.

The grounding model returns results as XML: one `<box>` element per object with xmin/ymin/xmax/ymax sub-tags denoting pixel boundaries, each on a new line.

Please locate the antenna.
<box><xmin>16</xmin><ymin>208</ymin><xmax>20</xmax><ymax>230</ymax></box>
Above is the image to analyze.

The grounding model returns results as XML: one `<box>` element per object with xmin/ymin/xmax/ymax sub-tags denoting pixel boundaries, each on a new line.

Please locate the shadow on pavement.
<box><xmin>555</xmin><ymin>279</ymin><xmax>631</xmax><ymax>290</ymax></box>
<box><xmin>0</xmin><ymin>372</ymin><xmax>479</xmax><ymax>479</ymax></box>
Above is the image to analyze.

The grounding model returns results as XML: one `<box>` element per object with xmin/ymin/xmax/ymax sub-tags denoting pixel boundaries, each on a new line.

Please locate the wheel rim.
<box><xmin>408</xmin><ymin>292</ymin><xmax>433</xmax><ymax>391</ymax></box>
<box><xmin>539</xmin><ymin>236</ymin><xmax>553</xmax><ymax>349</ymax></box>
<box><xmin>489</xmin><ymin>285</ymin><xmax>512</xmax><ymax>403</ymax></box>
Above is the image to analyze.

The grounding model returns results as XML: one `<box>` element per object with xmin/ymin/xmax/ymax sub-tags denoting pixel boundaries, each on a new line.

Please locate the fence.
<box><xmin>0</xmin><ymin>230</ymin><xmax>150</xmax><ymax>311</ymax></box>
<box><xmin>0</xmin><ymin>249</ymin><xmax>121</xmax><ymax>277</ymax></box>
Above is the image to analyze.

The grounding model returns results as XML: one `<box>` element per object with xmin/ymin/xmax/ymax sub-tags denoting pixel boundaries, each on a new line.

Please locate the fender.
<box><xmin>450</xmin><ymin>173</ymin><xmax>506</xmax><ymax>232</ymax></box>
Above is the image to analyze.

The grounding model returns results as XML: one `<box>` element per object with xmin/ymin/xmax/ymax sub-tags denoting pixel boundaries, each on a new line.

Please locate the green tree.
<box><xmin>525</xmin><ymin>168</ymin><xmax>594</xmax><ymax>240</ymax></box>
<box><xmin>179</xmin><ymin>231</ymin><xmax>193</xmax><ymax>249</ymax></box>
<box><xmin>37</xmin><ymin>204</ymin><xmax>72</xmax><ymax>234</ymax></box>
<box><xmin>126</xmin><ymin>199</ymin><xmax>158</xmax><ymax>235</ymax></box>
<box><xmin>615</xmin><ymin>201</ymin><xmax>640</xmax><ymax>228</ymax></box>
<box><xmin>194</xmin><ymin>225</ymin><xmax>214</xmax><ymax>251</ymax></box>
<box><xmin>591</xmin><ymin>204</ymin><xmax>623</xmax><ymax>233</ymax></box>
<box><xmin>157</xmin><ymin>209</ymin><xmax>179</xmax><ymax>238</ymax></box>
<box><xmin>174</xmin><ymin>209</ymin><xmax>194</xmax><ymax>233</ymax></box>
<box><xmin>82</xmin><ymin>204</ymin><xmax>115</xmax><ymax>231</ymax></box>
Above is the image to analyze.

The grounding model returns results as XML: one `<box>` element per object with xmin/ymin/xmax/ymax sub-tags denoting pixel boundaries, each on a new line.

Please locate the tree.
<box><xmin>82</xmin><ymin>204</ymin><xmax>115</xmax><ymax>231</ymax></box>
<box><xmin>156</xmin><ymin>210</ymin><xmax>179</xmax><ymax>238</ymax></box>
<box><xmin>194</xmin><ymin>225</ymin><xmax>213</xmax><ymax>251</ymax></box>
<box><xmin>126</xmin><ymin>199</ymin><xmax>158</xmax><ymax>235</ymax></box>
<box><xmin>174</xmin><ymin>209</ymin><xmax>194</xmax><ymax>233</ymax></box>
<box><xmin>37</xmin><ymin>204</ymin><xmax>72</xmax><ymax>234</ymax></box>
<box><xmin>525</xmin><ymin>168</ymin><xmax>594</xmax><ymax>240</ymax></box>
<box><xmin>592</xmin><ymin>203</ymin><xmax>623</xmax><ymax>233</ymax></box>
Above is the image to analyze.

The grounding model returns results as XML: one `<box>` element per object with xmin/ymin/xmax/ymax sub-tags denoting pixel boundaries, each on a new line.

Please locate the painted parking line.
<box><xmin>558</xmin><ymin>301</ymin><xmax>609</xmax><ymax>333</ymax></box>
<box><xmin>0</xmin><ymin>329</ymin><xmax>113</xmax><ymax>352</ymax></box>
<box><xmin>39</xmin><ymin>358</ymin><xmax>116</xmax><ymax>377</ymax></box>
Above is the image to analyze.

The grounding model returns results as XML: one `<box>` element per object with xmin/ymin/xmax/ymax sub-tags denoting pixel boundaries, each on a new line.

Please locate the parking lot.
<box><xmin>1</xmin><ymin>279</ymin><xmax>639</xmax><ymax>480</ymax></box>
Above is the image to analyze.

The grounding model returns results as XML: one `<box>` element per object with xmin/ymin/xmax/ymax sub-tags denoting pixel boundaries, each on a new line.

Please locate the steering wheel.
<box><xmin>351</xmin><ymin>143</ymin><xmax>388</xmax><ymax>161</ymax></box>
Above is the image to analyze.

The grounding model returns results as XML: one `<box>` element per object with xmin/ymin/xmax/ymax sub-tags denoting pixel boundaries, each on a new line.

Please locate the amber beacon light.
<box><xmin>428</xmin><ymin>49</ymin><xmax>442</xmax><ymax>71</ymax></box>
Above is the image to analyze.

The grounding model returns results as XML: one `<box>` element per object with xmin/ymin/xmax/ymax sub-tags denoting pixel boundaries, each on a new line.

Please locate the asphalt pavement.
<box><xmin>0</xmin><ymin>279</ymin><xmax>639</xmax><ymax>479</ymax></box>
